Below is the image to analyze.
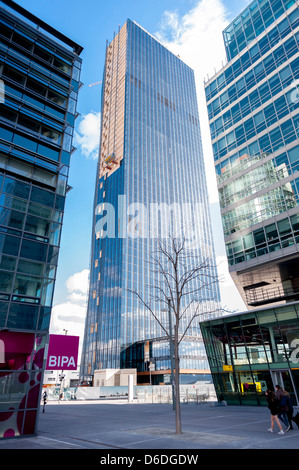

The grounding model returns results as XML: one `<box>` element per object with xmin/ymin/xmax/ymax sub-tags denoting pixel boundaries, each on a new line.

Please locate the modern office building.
<box><xmin>204</xmin><ymin>0</ymin><xmax>299</xmax><ymax>309</ymax></box>
<box><xmin>0</xmin><ymin>0</ymin><xmax>82</xmax><ymax>438</ymax></box>
<box><xmin>201</xmin><ymin>301</ymin><xmax>299</xmax><ymax>406</ymax></box>
<box><xmin>80</xmin><ymin>19</ymin><xmax>221</xmax><ymax>385</ymax></box>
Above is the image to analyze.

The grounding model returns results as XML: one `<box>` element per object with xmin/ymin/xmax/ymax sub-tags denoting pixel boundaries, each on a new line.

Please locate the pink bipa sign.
<box><xmin>46</xmin><ymin>334</ymin><xmax>79</xmax><ymax>370</ymax></box>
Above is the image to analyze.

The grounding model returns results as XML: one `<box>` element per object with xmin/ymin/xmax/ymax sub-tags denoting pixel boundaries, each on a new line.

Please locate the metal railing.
<box><xmin>246</xmin><ymin>285</ymin><xmax>299</xmax><ymax>305</ymax></box>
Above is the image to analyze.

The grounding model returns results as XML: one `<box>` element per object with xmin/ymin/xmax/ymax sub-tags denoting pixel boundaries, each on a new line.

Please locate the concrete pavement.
<box><xmin>0</xmin><ymin>400</ymin><xmax>298</xmax><ymax>451</ymax></box>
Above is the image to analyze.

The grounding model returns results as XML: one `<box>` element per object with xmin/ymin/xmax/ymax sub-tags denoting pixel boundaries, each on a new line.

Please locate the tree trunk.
<box><xmin>174</xmin><ymin>340</ymin><xmax>182</xmax><ymax>434</ymax></box>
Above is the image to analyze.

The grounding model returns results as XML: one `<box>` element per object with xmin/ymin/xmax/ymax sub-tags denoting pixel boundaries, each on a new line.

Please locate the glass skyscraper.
<box><xmin>80</xmin><ymin>19</ymin><xmax>221</xmax><ymax>385</ymax></box>
<box><xmin>205</xmin><ymin>0</ymin><xmax>299</xmax><ymax>309</ymax></box>
<box><xmin>0</xmin><ymin>0</ymin><xmax>82</xmax><ymax>438</ymax></box>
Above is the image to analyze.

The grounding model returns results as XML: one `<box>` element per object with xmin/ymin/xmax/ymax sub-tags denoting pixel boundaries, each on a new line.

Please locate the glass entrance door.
<box><xmin>270</xmin><ymin>369</ymin><xmax>299</xmax><ymax>405</ymax></box>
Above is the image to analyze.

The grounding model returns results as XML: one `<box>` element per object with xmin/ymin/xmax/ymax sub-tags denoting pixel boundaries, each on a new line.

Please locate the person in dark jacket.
<box><xmin>276</xmin><ymin>386</ymin><xmax>294</xmax><ymax>430</ymax></box>
<box><xmin>275</xmin><ymin>385</ymin><xmax>291</xmax><ymax>431</ymax></box>
<box><xmin>266</xmin><ymin>390</ymin><xmax>285</xmax><ymax>434</ymax></box>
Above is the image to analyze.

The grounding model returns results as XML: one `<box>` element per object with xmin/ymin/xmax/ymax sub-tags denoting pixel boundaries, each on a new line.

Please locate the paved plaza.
<box><xmin>0</xmin><ymin>400</ymin><xmax>298</xmax><ymax>451</ymax></box>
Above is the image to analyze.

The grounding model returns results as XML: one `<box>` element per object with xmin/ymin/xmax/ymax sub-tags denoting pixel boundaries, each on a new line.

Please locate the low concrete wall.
<box><xmin>45</xmin><ymin>383</ymin><xmax>217</xmax><ymax>404</ymax></box>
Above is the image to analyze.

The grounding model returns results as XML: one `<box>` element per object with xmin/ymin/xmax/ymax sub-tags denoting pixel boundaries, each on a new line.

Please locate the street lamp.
<box><xmin>59</xmin><ymin>329</ymin><xmax>68</xmax><ymax>401</ymax></box>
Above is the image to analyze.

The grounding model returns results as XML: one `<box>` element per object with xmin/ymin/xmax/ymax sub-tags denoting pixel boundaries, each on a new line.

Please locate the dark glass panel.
<box><xmin>0</xmin><ymin>233</ymin><xmax>21</xmax><ymax>256</ymax></box>
<box><xmin>30</xmin><ymin>187</ymin><xmax>55</xmax><ymax>208</ymax></box>
<box><xmin>20</xmin><ymin>239</ymin><xmax>48</xmax><ymax>262</ymax></box>
<box><xmin>7</xmin><ymin>303</ymin><xmax>38</xmax><ymax>329</ymax></box>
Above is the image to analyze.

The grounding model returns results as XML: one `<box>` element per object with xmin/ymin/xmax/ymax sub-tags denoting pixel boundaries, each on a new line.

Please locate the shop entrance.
<box><xmin>270</xmin><ymin>369</ymin><xmax>299</xmax><ymax>405</ymax></box>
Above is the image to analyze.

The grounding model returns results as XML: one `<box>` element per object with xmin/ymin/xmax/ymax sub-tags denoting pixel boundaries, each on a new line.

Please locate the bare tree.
<box><xmin>129</xmin><ymin>233</ymin><xmax>227</xmax><ymax>434</ymax></box>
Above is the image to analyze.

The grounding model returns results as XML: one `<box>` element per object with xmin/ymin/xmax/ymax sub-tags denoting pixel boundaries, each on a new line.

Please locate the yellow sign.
<box><xmin>223</xmin><ymin>365</ymin><xmax>233</xmax><ymax>372</ymax></box>
<box><xmin>241</xmin><ymin>382</ymin><xmax>262</xmax><ymax>393</ymax></box>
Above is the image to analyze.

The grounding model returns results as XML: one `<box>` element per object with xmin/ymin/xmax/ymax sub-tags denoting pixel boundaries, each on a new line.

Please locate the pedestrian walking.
<box><xmin>42</xmin><ymin>390</ymin><xmax>47</xmax><ymax>413</ymax></box>
<box><xmin>275</xmin><ymin>385</ymin><xmax>291</xmax><ymax>432</ymax></box>
<box><xmin>266</xmin><ymin>390</ymin><xmax>285</xmax><ymax>434</ymax></box>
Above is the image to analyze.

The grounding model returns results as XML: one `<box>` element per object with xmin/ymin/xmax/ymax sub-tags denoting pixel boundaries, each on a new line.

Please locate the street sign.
<box><xmin>46</xmin><ymin>334</ymin><xmax>79</xmax><ymax>370</ymax></box>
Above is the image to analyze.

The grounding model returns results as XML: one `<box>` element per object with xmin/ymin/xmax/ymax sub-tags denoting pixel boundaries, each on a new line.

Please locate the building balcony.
<box><xmin>245</xmin><ymin>284</ymin><xmax>299</xmax><ymax>307</ymax></box>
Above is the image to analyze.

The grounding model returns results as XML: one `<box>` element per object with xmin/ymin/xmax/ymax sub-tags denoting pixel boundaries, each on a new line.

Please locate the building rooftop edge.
<box><xmin>128</xmin><ymin>18</ymin><xmax>193</xmax><ymax>71</ymax></box>
<box><xmin>200</xmin><ymin>300</ymin><xmax>299</xmax><ymax>324</ymax></box>
<box><xmin>1</xmin><ymin>0</ymin><xmax>83</xmax><ymax>55</ymax></box>
<box><xmin>222</xmin><ymin>0</ymin><xmax>254</xmax><ymax>35</ymax></box>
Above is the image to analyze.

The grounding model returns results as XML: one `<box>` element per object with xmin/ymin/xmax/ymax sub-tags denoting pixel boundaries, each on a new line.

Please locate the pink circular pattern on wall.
<box><xmin>1</xmin><ymin>346</ymin><xmax>45</xmax><ymax>438</ymax></box>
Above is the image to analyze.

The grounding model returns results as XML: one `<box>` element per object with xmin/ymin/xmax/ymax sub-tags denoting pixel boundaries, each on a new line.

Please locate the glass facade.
<box><xmin>0</xmin><ymin>1</ymin><xmax>82</xmax><ymax>438</ymax></box>
<box><xmin>201</xmin><ymin>302</ymin><xmax>299</xmax><ymax>406</ymax></box>
<box><xmin>223</xmin><ymin>0</ymin><xmax>297</xmax><ymax>62</ymax></box>
<box><xmin>80</xmin><ymin>20</ymin><xmax>221</xmax><ymax>384</ymax></box>
<box><xmin>205</xmin><ymin>0</ymin><xmax>299</xmax><ymax>307</ymax></box>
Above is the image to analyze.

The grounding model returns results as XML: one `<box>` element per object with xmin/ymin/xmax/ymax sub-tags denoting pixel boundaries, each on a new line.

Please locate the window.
<box><xmin>17</xmin><ymin>115</ymin><xmax>40</xmax><ymax>134</ymax></box>
<box><xmin>0</xmin><ymin>234</ymin><xmax>21</xmax><ymax>256</ymax></box>
<box><xmin>48</xmin><ymin>90</ymin><xmax>67</xmax><ymax>108</ymax></box>
<box><xmin>49</xmin><ymin>223</ymin><xmax>61</xmax><ymax>246</ymax></box>
<box><xmin>278</xmin><ymin>218</ymin><xmax>291</xmax><ymax>236</ymax></box>
<box><xmin>259</xmin><ymin>134</ymin><xmax>271</xmax><ymax>153</ymax></box>
<box><xmin>25</xmin><ymin>215</ymin><xmax>50</xmax><ymax>237</ymax></box>
<box><xmin>20</xmin><ymin>239</ymin><xmax>48</xmax><ymax>262</ymax></box>
<box><xmin>1</xmin><ymin>106</ymin><xmax>18</xmax><ymax>124</ymax></box>
<box><xmin>34</xmin><ymin>45</ymin><xmax>53</xmax><ymax>63</ymax></box>
<box><xmin>0</xmin><ymin>208</ymin><xmax>25</xmax><ymax>230</ymax></box>
<box><xmin>281</xmin><ymin>120</ymin><xmax>295</xmax><ymax>144</ymax></box>
<box><xmin>254</xmin><ymin>228</ymin><xmax>266</xmax><ymax>245</ymax></box>
<box><xmin>279</xmin><ymin>65</ymin><xmax>292</xmax><ymax>86</ymax></box>
<box><xmin>7</xmin><ymin>303</ymin><xmax>38</xmax><ymax>329</ymax></box>
<box><xmin>1</xmin><ymin>128</ymin><xmax>13</xmax><ymax>143</ymax></box>
<box><xmin>265</xmin><ymin>223</ymin><xmax>278</xmax><ymax>241</ymax></box>
<box><xmin>13</xmin><ymin>273</ymin><xmax>42</xmax><ymax>298</ymax></box>
<box><xmin>13</xmin><ymin>133</ymin><xmax>37</xmax><ymax>152</ymax></box>
<box><xmin>26</xmin><ymin>77</ymin><xmax>47</xmax><ymax>97</ymax></box>
<box><xmin>0</xmin><ymin>271</ymin><xmax>14</xmax><ymax>293</ymax></box>
<box><xmin>41</xmin><ymin>127</ymin><xmax>61</xmax><ymax>144</ymax></box>
<box><xmin>271</xmin><ymin>0</ymin><xmax>284</xmax><ymax>19</ymax></box>
<box><xmin>288</xmin><ymin>145</ymin><xmax>298</xmax><ymax>163</ymax></box>
<box><xmin>275</xmin><ymin>96</ymin><xmax>287</xmax><ymax>120</ymax></box>
<box><xmin>0</xmin><ymin>255</ymin><xmax>16</xmax><ymax>271</ymax></box>
<box><xmin>264</xmin><ymin>104</ymin><xmax>276</xmax><ymax>126</ymax></box>
<box><xmin>269</xmin><ymin>127</ymin><xmax>283</xmax><ymax>151</ymax></box>
<box><xmin>30</xmin><ymin>187</ymin><xmax>55</xmax><ymax>208</ymax></box>
<box><xmin>37</xmin><ymin>144</ymin><xmax>60</xmax><ymax>161</ymax></box>
<box><xmin>17</xmin><ymin>259</ymin><xmax>44</xmax><ymax>276</ymax></box>
<box><xmin>2</xmin><ymin>177</ymin><xmax>30</xmax><ymax>200</ymax></box>
<box><xmin>2</xmin><ymin>64</ymin><xmax>26</xmax><ymax>85</ymax></box>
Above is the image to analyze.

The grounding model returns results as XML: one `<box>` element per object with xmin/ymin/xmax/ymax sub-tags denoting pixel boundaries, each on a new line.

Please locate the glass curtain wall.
<box><xmin>0</xmin><ymin>2</ymin><xmax>82</xmax><ymax>438</ymax></box>
<box><xmin>201</xmin><ymin>302</ymin><xmax>299</xmax><ymax>405</ymax></box>
<box><xmin>204</xmin><ymin>0</ymin><xmax>299</xmax><ymax>308</ymax></box>
<box><xmin>80</xmin><ymin>20</ymin><xmax>221</xmax><ymax>381</ymax></box>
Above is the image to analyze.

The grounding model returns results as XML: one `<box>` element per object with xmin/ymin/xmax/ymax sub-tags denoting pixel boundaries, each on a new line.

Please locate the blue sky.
<box><xmin>13</xmin><ymin>0</ymin><xmax>249</xmax><ymax>343</ymax></box>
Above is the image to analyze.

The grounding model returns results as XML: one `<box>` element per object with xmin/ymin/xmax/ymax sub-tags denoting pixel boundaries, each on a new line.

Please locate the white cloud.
<box><xmin>66</xmin><ymin>269</ymin><xmax>90</xmax><ymax>295</ymax></box>
<box><xmin>50</xmin><ymin>269</ymin><xmax>90</xmax><ymax>360</ymax></box>
<box><xmin>74</xmin><ymin>111</ymin><xmax>101</xmax><ymax>160</ymax></box>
